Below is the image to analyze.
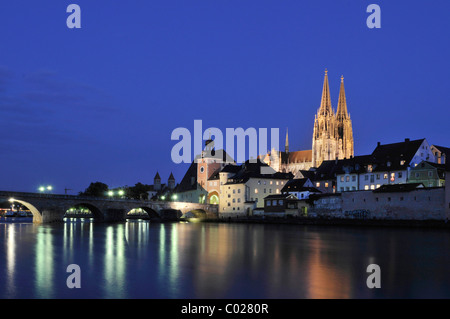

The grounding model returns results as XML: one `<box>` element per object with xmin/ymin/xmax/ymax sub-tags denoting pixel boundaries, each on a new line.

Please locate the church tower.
<box><xmin>312</xmin><ymin>69</ymin><xmax>338</xmax><ymax>167</ymax></box>
<box><xmin>312</xmin><ymin>70</ymin><xmax>354</xmax><ymax>167</ymax></box>
<box><xmin>336</xmin><ymin>75</ymin><xmax>354</xmax><ymax>160</ymax></box>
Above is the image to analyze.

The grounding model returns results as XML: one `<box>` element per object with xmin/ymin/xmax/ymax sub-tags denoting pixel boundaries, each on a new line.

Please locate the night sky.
<box><xmin>0</xmin><ymin>1</ymin><xmax>449</xmax><ymax>193</ymax></box>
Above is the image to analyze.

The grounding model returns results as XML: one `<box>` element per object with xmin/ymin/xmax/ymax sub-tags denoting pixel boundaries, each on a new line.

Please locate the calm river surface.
<box><xmin>1</xmin><ymin>217</ymin><xmax>449</xmax><ymax>299</ymax></box>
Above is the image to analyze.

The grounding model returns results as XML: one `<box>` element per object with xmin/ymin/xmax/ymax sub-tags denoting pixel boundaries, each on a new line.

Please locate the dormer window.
<box><xmin>387</xmin><ymin>161</ymin><xmax>391</xmax><ymax>167</ymax></box>
<box><xmin>400</xmin><ymin>160</ymin><xmax>405</xmax><ymax>166</ymax></box>
<box><xmin>367</xmin><ymin>165</ymin><xmax>373</xmax><ymax>172</ymax></box>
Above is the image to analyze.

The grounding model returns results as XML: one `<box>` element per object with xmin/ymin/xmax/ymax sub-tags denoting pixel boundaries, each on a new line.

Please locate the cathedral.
<box><xmin>262</xmin><ymin>69</ymin><xmax>354</xmax><ymax>172</ymax></box>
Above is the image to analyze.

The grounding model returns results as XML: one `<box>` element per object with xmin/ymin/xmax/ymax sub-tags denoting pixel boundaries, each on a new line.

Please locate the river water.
<box><xmin>1</xmin><ymin>217</ymin><xmax>449</xmax><ymax>299</ymax></box>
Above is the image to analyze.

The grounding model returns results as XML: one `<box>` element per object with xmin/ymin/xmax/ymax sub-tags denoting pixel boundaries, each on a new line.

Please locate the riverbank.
<box><xmin>199</xmin><ymin>216</ymin><xmax>450</xmax><ymax>229</ymax></box>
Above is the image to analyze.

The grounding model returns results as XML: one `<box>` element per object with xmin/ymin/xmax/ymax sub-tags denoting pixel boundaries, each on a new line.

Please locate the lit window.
<box><xmin>325</xmin><ymin>182</ymin><xmax>329</xmax><ymax>187</ymax></box>
<box><xmin>364</xmin><ymin>185</ymin><xmax>369</xmax><ymax>190</ymax></box>
<box><xmin>276</xmin><ymin>181</ymin><xmax>279</xmax><ymax>185</ymax></box>
<box><xmin>316</xmin><ymin>182</ymin><xmax>320</xmax><ymax>187</ymax></box>
<box><xmin>276</xmin><ymin>189</ymin><xmax>280</xmax><ymax>194</ymax></box>
<box><xmin>376</xmin><ymin>184</ymin><xmax>380</xmax><ymax>188</ymax></box>
<box><xmin>370</xmin><ymin>185</ymin><xmax>375</xmax><ymax>190</ymax></box>
<box><xmin>390</xmin><ymin>173</ymin><xmax>395</xmax><ymax>182</ymax></box>
<box><xmin>383</xmin><ymin>173</ymin><xmax>388</xmax><ymax>179</ymax></box>
<box><xmin>340</xmin><ymin>176</ymin><xmax>344</xmax><ymax>182</ymax></box>
<box><xmin>270</xmin><ymin>181</ymin><xmax>273</xmax><ymax>185</ymax></box>
<box><xmin>255</xmin><ymin>189</ymin><xmax>258</xmax><ymax>194</ymax></box>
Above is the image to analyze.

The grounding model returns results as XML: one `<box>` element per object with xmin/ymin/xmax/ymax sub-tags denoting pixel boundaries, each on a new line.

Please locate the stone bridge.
<box><xmin>0</xmin><ymin>191</ymin><xmax>218</xmax><ymax>223</ymax></box>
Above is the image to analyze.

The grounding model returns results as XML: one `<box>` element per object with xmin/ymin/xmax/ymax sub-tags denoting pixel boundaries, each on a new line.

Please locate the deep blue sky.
<box><xmin>0</xmin><ymin>1</ymin><xmax>449</xmax><ymax>193</ymax></box>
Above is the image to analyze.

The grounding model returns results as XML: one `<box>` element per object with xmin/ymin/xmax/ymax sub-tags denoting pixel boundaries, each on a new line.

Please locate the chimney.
<box><xmin>405</xmin><ymin>138</ymin><xmax>410</xmax><ymax>142</ymax></box>
<box><xmin>443</xmin><ymin>153</ymin><xmax>446</xmax><ymax>165</ymax></box>
<box><xmin>377</xmin><ymin>142</ymin><xmax>380</xmax><ymax>147</ymax></box>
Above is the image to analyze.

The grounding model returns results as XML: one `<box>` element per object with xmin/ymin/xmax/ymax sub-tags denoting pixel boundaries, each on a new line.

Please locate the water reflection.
<box><xmin>0</xmin><ymin>219</ymin><xmax>450</xmax><ymax>298</ymax></box>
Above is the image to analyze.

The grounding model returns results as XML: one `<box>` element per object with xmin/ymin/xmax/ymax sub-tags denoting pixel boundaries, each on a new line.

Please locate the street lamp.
<box><xmin>118</xmin><ymin>190</ymin><xmax>125</xmax><ymax>197</ymax></box>
<box><xmin>38</xmin><ymin>185</ymin><xmax>53</xmax><ymax>193</ymax></box>
<box><xmin>107</xmin><ymin>190</ymin><xmax>114</xmax><ymax>197</ymax></box>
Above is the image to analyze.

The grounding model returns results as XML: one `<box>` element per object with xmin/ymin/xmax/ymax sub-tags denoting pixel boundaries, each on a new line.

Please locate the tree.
<box><xmin>79</xmin><ymin>182</ymin><xmax>109</xmax><ymax>197</ymax></box>
<box><xmin>126</xmin><ymin>182</ymin><xmax>152</xmax><ymax>200</ymax></box>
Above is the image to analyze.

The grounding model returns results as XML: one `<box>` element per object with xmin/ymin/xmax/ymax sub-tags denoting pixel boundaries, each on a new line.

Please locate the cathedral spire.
<box><xmin>285</xmin><ymin>128</ymin><xmax>289</xmax><ymax>153</ymax></box>
<box><xmin>319</xmin><ymin>69</ymin><xmax>333</xmax><ymax>116</ymax></box>
<box><xmin>336</xmin><ymin>75</ymin><xmax>349</xmax><ymax>120</ymax></box>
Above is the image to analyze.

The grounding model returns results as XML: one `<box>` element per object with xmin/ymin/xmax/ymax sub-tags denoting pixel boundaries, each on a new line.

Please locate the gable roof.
<box><xmin>226</xmin><ymin>159</ymin><xmax>293</xmax><ymax>185</ymax></box>
<box><xmin>174</xmin><ymin>162</ymin><xmax>198</xmax><ymax>193</ymax></box>
<box><xmin>370</xmin><ymin>138</ymin><xmax>425</xmax><ymax>171</ymax></box>
<box><xmin>281</xmin><ymin>178</ymin><xmax>309</xmax><ymax>192</ymax></box>
<box><xmin>281</xmin><ymin>150</ymin><xmax>312</xmax><ymax>164</ymax></box>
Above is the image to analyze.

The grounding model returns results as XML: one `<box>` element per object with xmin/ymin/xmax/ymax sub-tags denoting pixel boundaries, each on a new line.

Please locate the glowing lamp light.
<box><xmin>161</xmin><ymin>196</ymin><xmax>166</xmax><ymax>200</ymax></box>
<box><xmin>38</xmin><ymin>186</ymin><xmax>45</xmax><ymax>192</ymax></box>
<box><xmin>47</xmin><ymin>186</ymin><xmax>53</xmax><ymax>191</ymax></box>
<box><xmin>172</xmin><ymin>194</ymin><xmax>178</xmax><ymax>200</ymax></box>
<box><xmin>118</xmin><ymin>190</ymin><xmax>125</xmax><ymax>196</ymax></box>
<box><xmin>8</xmin><ymin>198</ymin><xmax>14</xmax><ymax>203</ymax></box>
<box><xmin>108</xmin><ymin>191</ymin><xmax>114</xmax><ymax>197</ymax></box>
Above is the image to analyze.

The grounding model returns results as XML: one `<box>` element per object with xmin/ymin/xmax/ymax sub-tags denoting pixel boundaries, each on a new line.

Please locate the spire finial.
<box><xmin>318</xmin><ymin>69</ymin><xmax>333</xmax><ymax>116</ymax></box>
<box><xmin>341</xmin><ymin>75</ymin><xmax>344</xmax><ymax>82</ymax></box>
<box><xmin>285</xmin><ymin>127</ymin><xmax>289</xmax><ymax>153</ymax></box>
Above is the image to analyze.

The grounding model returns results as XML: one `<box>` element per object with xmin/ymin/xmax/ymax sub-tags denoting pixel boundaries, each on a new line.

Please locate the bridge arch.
<box><xmin>127</xmin><ymin>206</ymin><xmax>160</xmax><ymax>219</ymax></box>
<box><xmin>183</xmin><ymin>209</ymin><xmax>207</xmax><ymax>219</ymax></box>
<box><xmin>64</xmin><ymin>203</ymin><xmax>103</xmax><ymax>221</ymax></box>
<box><xmin>5</xmin><ymin>198</ymin><xmax>42</xmax><ymax>223</ymax></box>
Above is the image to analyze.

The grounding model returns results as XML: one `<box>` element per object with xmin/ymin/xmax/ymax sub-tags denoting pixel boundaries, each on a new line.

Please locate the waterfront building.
<box><xmin>263</xmin><ymin>193</ymin><xmax>309</xmax><ymax>217</ymax></box>
<box><xmin>174</xmin><ymin>137</ymin><xmax>236</xmax><ymax>204</ymax></box>
<box><xmin>336</xmin><ymin>155</ymin><xmax>373</xmax><ymax>192</ymax></box>
<box><xmin>219</xmin><ymin>159</ymin><xmax>292</xmax><ymax>217</ymax></box>
<box><xmin>358</xmin><ymin>138</ymin><xmax>435</xmax><ymax>191</ymax></box>
<box><xmin>408</xmin><ymin>161</ymin><xmax>446</xmax><ymax>187</ymax></box>
<box><xmin>173</xmin><ymin>161</ymin><xmax>208</xmax><ymax>203</ymax></box>
<box><xmin>280</xmin><ymin>178</ymin><xmax>321</xmax><ymax>199</ymax></box>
